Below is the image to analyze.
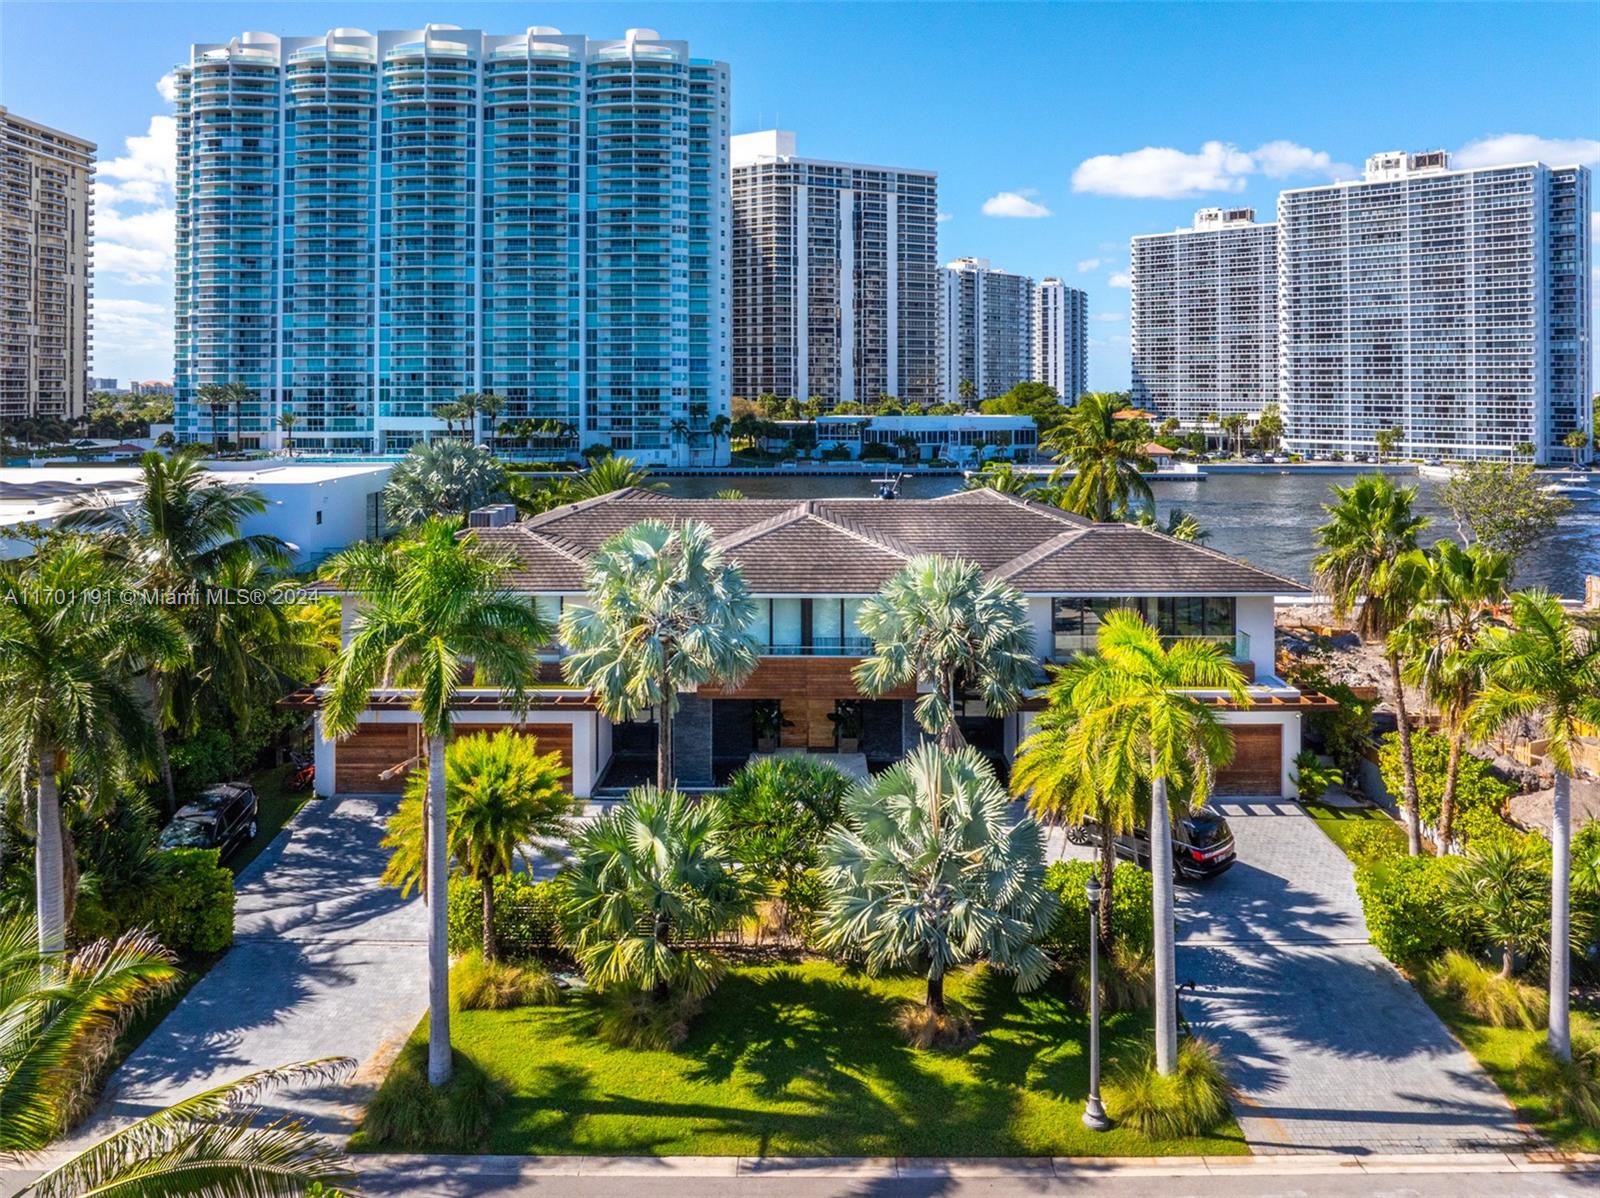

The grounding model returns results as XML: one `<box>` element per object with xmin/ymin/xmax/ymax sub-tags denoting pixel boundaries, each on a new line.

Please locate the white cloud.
<box><xmin>1075</xmin><ymin>258</ymin><xmax>1103</xmax><ymax>273</ymax></box>
<box><xmin>156</xmin><ymin>71</ymin><xmax>179</xmax><ymax>103</ymax></box>
<box><xmin>1454</xmin><ymin>134</ymin><xmax>1600</xmax><ymax>170</ymax></box>
<box><xmin>1107</xmin><ymin>272</ymin><xmax>1130</xmax><ymax>289</ymax></box>
<box><xmin>1072</xmin><ymin>140</ymin><xmax>1352</xmax><ymax>199</ymax></box>
<box><xmin>95</xmin><ymin>297</ymin><xmax>173</xmax><ymax>343</ymax></box>
<box><xmin>1091</xmin><ymin>311</ymin><xmax>1123</xmax><ymax>322</ymax></box>
<box><xmin>982</xmin><ymin>189</ymin><xmax>1053</xmax><ymax>219</ymax></box>
<box><xmin>94</xmin><ymin>113</ymin><xmax>177</xmax><ymax>285</ymax></box>
<box><xmin>936</xmin><ymin>211</ymin><xmax>953</xmax><ymax>223</ymax></box>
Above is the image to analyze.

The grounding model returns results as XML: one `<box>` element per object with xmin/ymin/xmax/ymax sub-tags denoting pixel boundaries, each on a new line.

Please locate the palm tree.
<box><xmin>1136</xmin><ymin>506</ymin><xmax>1209</xmax><ymax>543</ymax></box>
<box><xmin>1062</xmin><ymin>610</ymin><xmax>1248</xmax><ymax>1075</ymax></box>
<box><xmin>0</xmin><ymin>541</ymin><xmax>184</xmax><ymax>953</ymax></box>
<box><xmin>1470</xmin><ymin>589</ymin><xmax>1600</xmax><ymax>1062</ymax></box>
<box><xmin>1392</xmin><ymin>540</ymin><xmax>1510</xmax><ymax>854</ymax></box>
<box><xmin>958</xmin><ymin>378</ymin><xmax>977</xmax><ymax>407</ymax></box>
<box><xmin>569</xmin><ymin>454</ymin><xmax>664</xmax><ymax>501</ymax></box>
<box><xmin>59</xmin><ymin>448</ymin><xmax>289</xmax><ymax>811</ymax></box>
<box><xmin>560</xmin><ymin>520</ymin><xmax>757</xmax><ymax>790</ymax></box>
<box><xmin>383</xmin><ymin>730</ymin><xmax>579</xmax><ymax>960</ymax></box>
<box><xmin>669</xmin><ymin>417</ymin><xmax>691</xmax><ymax>465</ymax></box>
<box><xmin>563</xmin><ymin>785</ymin><xmax>750</xmax><ymax>1002</ymax></box>
<box><xmin>277</xmin><ymin>410</ymin><xmax>297</xmax><ymax>457</ymax></box>
<box><xmin>1219</xmin><ymin>413</ymin><xmax>1248</xmax><ymax>456</ymax></box>
<box><xmin>383</xmin><ymin>440</ymin><xmax>508</xmax><ymax>525</ymax></box>
<box><xmin>819</xmin><ymin>744</ymin><xmax>1057</xmax><ymax>1020</ymax></box>
<box><xmin>722</xmin><ymin>755</ymin><xmax>851</xmax><ymax>935</ymax></box>
<box><xmin>197</xmin><ymin>382</ymin><xmax>230</xmax><ymax>453</ymax></box>
<box><xmin>1312</xmin><ymin>475</ymin><xmax>1431</xmax><ymax>854</ymax></box>
<box><xmin>962</xmin><ymin>461</ymin><xmax>1037</xmax><ymax>497</ymax></box>
<box><xmin>474</xmin><ymin>391</ymin><xmax>504</xmax><ymax>450</ymax></box>
<box><xmin>0</xmin><ymin>919</ymin><xmax>355</xmax><ymax>1195</ymax></box>
<box><xmin>1443</xmin><ymin>838</ymin><xmax>1549</xmax><ymax>978</ymax></box>
<box><xmin>217</xmin><ymin>381</ymin><xmax>253</xmax><ymax>453</ymax></box>
<box><xmin>853</xmin><ymin>555</ymin><xmax>1036</xmax><ymax>750</ymax></box>
<box><xmin>1043</xmin><ymin>392</ymin><xmax>1155</xmax><ymax>521</ymax></box>
<box><xmin>324</xmin><ymin>518</ymin><xmax>551</xmax><ymax>1087</ymax></box>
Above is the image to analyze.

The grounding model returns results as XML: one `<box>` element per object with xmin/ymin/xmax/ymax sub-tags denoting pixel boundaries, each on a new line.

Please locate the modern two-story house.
<box><xmin>307</xmin><ymin>488</ymin><xmax>1327</xmax><ymax>799</ymax></box>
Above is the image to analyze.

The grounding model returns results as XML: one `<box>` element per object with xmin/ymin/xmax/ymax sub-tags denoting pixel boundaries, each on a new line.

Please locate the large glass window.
<box><xmin>746</xmin><ymin>598</ymin><xmax>873</xmax><ymax>655</ymax></box>
<box><xmin>1052</xmin><ymin>597</ymin><xmax>1236</xmax><ymax>657</ymax></box>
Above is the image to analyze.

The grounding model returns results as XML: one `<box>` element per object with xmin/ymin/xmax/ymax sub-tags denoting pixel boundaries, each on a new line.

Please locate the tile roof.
<box><xmin>470</xmin><ymin>487</ymin><xmax>1307</xmax><ymax>597</ymax></box>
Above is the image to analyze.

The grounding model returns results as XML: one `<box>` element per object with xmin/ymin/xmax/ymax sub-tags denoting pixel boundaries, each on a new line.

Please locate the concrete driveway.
<box><xmin>72</xmin><ymin>792</ymin><xmax>427</xmax><ymax>1142</ymax></box>
<box><xmin>1178</xmin><ymin>798</ymin><xmax>1531</xmax><ymax>1154</ymax></box>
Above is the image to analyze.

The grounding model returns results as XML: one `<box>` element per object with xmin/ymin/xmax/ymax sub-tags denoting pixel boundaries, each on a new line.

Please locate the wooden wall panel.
<box><xmin>698</xmin><ymin>657</ymin><xmax>917</xmax><ymax>702</ymax></box>
<box><xmin>460</xmin><ymin>724</ymin><xmax>576</xmax><ymax>775</ymax></box>
<box><xmin>335</xmin><ymin>724</ymin><xmax>421</xmax><ymax>794</ymax></box>
<box><xmin>1215</xmin><ymin>725</ymin><xmax>1282</xmax><ymax>795</ymax></box>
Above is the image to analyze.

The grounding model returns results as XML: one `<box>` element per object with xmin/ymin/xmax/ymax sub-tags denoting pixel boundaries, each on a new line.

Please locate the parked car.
<box><xmin>1064</xmin><ymin>807</ymin><xmax>1237</xmax><ymax>881</ymax></box>
<box><xmin>159</xmin><ymin>782</ymin><xmax>259</xmax><ymax>860</ymax></box>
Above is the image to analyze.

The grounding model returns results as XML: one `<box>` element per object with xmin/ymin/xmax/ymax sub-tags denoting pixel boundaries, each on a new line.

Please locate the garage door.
<box><xmin>335</xmin><ymin>723</ymin><xmax>422</xmax><ymax>794</ymax></box>
<box><xmin>461</xmin><ymin>724</ymin><xmax>575</xmax><ymax>777</ymax></box>
<box><xmin>1216</xmin><ymin>725</ymin><xmax>1282</xmax><ymax>796</ymax></box>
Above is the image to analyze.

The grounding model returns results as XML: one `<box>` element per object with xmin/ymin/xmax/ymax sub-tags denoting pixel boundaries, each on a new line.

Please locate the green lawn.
<box><xmin>1303</xmin><ymin>800</ymin><xmax>1408</xmax><ymax>857</ymax></box>
<box><xmin>354</xmin><ymin>960</ymin><xmax>1247</xmax><ymax>1158</ymax></box>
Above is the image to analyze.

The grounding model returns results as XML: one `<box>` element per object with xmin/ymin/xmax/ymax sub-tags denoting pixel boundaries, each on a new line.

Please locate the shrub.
<box><xmin>1292</xmin><ymin>751</ymin><xmax>1342</xmax><ymax>803</ymax></box>
<box><xmin>1106</xmin><ymin>1038</ymin><xmax>1236</xmax><ymax>1138</ymax></box>
<box><xmin>1514</xmin><ymin>1037</ymin><xmax>1600</xmax><ymax>1130</ymax></box>
<box><xmin>1286</xmin><ymin>662</ymin><xmax>1374</xmax><ymax>781</ymax></box>
<box><xmin>595</xmin><ymin>986</ymin><xmax>702</xmax><ymax>1051</ymax></box>
<box><xmin>1043</xmin><ymin>860</ymin><xmax>1154</xmax><ymax>963</ymax></box>
<box><xmin>452</xmin><ymin>950</ymin><xmax>564</xmax><ymax>1010</ymax></box>
<box><xmin>893</xmin><ymin>1000</ymin><xmax>976</xmax><ymax>1050</ymax></box>
<box><xmin>123</xmin><ymin>849</ymin><xmax>235</xmax><ymax>956</ymax></box>
<box><xmin>1354</xmin><ymin>854</ymin><xmax>1468</xmax><ymax>966</ymax></box>
<box><xmin>1343</xmin><ymin>820</ymin><xmax>1406</xmax><ymax>869</ymax></box>
<box><xmin>446</xmin><ymin>874</ymin><xmax>565</xmax><ymax>959</ymax></box>
<box><xmin>1071</xmin><ymin>942</ymin><xmax>1153</xmax><ymax>1013</ymax></box>
<box><xmin>1424</xmin><ymin>950</ymin><xmax>1548</xmax><ymax>1029</ymax></box>
<box><xmin>358</xmin><ymin>1041</ymin><xmax>505</xmax><ymax>1151</ymax></box>
<box><xmin>1377</xmin><ymin>729</ymin><xmax>1514</xmax><ymax>848</ymax></box>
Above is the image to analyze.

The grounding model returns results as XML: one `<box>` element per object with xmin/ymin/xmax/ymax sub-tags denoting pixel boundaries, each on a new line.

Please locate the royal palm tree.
<box><xmin>563</xmin><ymin>785</ymin><xmax>750</xmax><ymax>1003</ymax></box>
<box><xmin>1062</xmin><ymin>610</ymin><xmax>1248</xmax><ymax>1075</ymax></box>
<box><xmin>1392</xmin><ymin>540</ymin><xmax>1510</xmax><ymax>854</ymax></box>
<box><xmin>277</xmin><ymin>410</ymin><xmax>297</xmax><ymax>457</ymax></box>
<box><xmin>1470</xmin><ymin>590</ymin><xmax>1600</xmax><ymax>1062</ymax></box>
<box><xmin>1312</xmin><ymin>475</ymin><xmax>1431</xmax><ymax>854</ymax></box>
<box><xmin>384</xmin><ymin>730</ymin><xmax>579</xmax><ymax>960</ymax></box>
<box><xmin>0</xmin><ymin>919</ymin><xmax>355</xmax><ymax>1195</ymax></box>
<box><xmin>819</xmin><ymin>744</ymin><xmax>1057</xmax><ymax>1021</ymax></box>
<box><xmin>0</xmin><ymin>540</ymin><xmax>184</xmax><ymax>953</ymax></box>
<box><xmin>383</xmin><ymin>439</ymin><xmax>508</xmax><ymax>525</ymax></box>
<box><xmin>560</xmin><ymin>520</ymin><xmax>757</xmax><ymax>789</ymax></box>
<box><xmin>1043</xmin><ymin>392</ymin><xmax>1155</xmax><ymax>521</ymax></box>
<box><xmin>474</xmin><ymin>391</ymin><xmax>504</xmax><ymax>450</ymax></box>
<box><xmin>324</xmin><ymin>518</ymin><xmax>550</xmax><ymax>1086</ymax></box>
<box><xmin>854</xmin><ymin>555</ymin><xmax>1036</xmax><ymax>750</ymax></box>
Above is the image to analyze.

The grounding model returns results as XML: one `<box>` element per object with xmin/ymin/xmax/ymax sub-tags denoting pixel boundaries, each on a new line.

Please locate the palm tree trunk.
<box><xmin>940</xmin><ymin>665</ymin><xmax>960</xmax><ymax>751</ymax></box>
<box><xmin>233</xmin><ymin>401</ymin><xmax>241</xmax><ymax>452</ymax></box>
<box><xmin>1437</xmin><ymin>724</ymin><xmax>1466</xmax><ymax>856</ymax></box>
<box><xmin>1386</xmin><ymin>652</ymin><xmax>1423</xmax><ymax>855</ymax></box>
<box><xmin>34</xmin><ymin>742</ymin><xmax>66</xmax><ymax>955</ymax></box>
<box><xmin>657</xmin><ymin>678</ymin><xmax>674</xmax><ymax>792</ymax></box>
<box><xmin>1550</xmin><ymin>768</ymin><xmax>1572</xmax><ymax>1062</ymax></box>
<box><xmin>425</xmin><ymin>733</ymin><xmax>452</xmax><ymax>1087</ymax></box>
<box><xmin>143</xmin><ymin>673</ymin><xmax>177</xmax><ymax>815</ymax></box>
<box><xmin>1501</xmin><ymin>942</ymin><xmax>1515</xmax><ymax>979</ymax></box>
<box><xmin>1150</xmin><ymin>773</ymin><xmax>1178</xmax><ymax>1076</ymax></box>
<box><xmin>927</xmin><ymin>972</ymin><xmax>946</xmax><ymax>1016</ymax></box>
<box><xmin>481</xmin><ymin>876</ymin><xmax>498</xmax><ymax>962</ymax></box>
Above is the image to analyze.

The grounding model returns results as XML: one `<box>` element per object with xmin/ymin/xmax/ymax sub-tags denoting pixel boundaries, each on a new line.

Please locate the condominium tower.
<box><xmin>1129</xmin><ymin>207</ymin><xmax>1277</xmax><ymax>426</ymax></box>
<box><xmin>1033</xmin><ymin>277</ymin><xmax>1087</xmax><ymax>401</ymax></box>
<box><xmin>1</xmin><ymin>107</ymin><xmax>94</xmax><ymax>424</ymax></box>
<box><xmin>172</xmin><ymin>25</ymin><xmax>731</xmax><ymax>462</ymax></box>
<box><xmin>1279</xmin><ymin>150</ymin><xmax>1591</xmax><ymax>462</ymax></box>
<box><xmin>730</xmin><ymin>131</ymin><xmax>939</xmax><ymax>407</ymax></box>
<box><xmin>940</xmin><ymin>257</ymin><xmax>1033</xmax><ymax>404</ymax></box>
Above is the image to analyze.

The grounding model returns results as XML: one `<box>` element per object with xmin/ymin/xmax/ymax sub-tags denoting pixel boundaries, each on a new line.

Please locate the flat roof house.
<box><xmin>309</xmin><ymin>489</ymin><xmax>1322</xmax><ymax>799</ymax></box>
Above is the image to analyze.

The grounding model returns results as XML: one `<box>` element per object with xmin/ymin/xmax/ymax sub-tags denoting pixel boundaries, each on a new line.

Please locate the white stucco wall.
<box><xmin>1217</xmin><ymin>708</ymin><xmax>1303</xmax><ymax>797</ymax></box>
<box><xmin>1235</xmin><ymin>595</ymin><xmax>1278</xmax><ymax>678</ymax></box>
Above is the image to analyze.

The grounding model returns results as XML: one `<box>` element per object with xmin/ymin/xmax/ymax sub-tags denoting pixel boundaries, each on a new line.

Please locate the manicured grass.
<box><xmin>353</xmin><ymin>960</ymin><xmax>1247</xmax><ymax>1158</ymax></box>
<box><xmin>1422</xmin><ymin>991</ymin><xmax>1600</xmax><ymax>1153</ymax></box>
<box><xmin>1303</xmin><ymin>800</ymin><xmax>1407</xmax><ymax>857</ymax></box>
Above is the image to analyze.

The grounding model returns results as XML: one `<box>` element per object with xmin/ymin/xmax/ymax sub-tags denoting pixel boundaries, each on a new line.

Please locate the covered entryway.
<box><xmin>1216</xmin><ymin>724</ymin><xmax>1282</xmax><ymax>795</ymax></box>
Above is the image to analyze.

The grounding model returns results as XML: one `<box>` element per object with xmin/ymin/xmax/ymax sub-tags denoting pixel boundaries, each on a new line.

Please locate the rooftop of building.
<box><xmin>1278</xmin><ymin>148</ymin><xmax>1589</xmax><ymax>195</ymax></box>
<box><xmin>730</xmin><ymin>129</ymin><xmax>936</xmax><ymax>177</ymax></box>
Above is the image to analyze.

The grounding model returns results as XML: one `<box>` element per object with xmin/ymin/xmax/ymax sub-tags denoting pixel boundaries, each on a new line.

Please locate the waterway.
<box><xmin>658</xmin><ymin>469</ymin><xmax>1600</xmax><ymax>596</ymax></box>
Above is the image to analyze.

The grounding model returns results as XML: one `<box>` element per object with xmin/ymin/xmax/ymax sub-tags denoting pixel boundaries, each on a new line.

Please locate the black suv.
<box><xmin>159</xmin><ymin>783</ymin><xmax>259</xmax><ymax>860</ymax></box>
<box><xmin>1065</xmin><ymin>808</ymin><xmax>1237</xmax><ymax>881</ymax></box>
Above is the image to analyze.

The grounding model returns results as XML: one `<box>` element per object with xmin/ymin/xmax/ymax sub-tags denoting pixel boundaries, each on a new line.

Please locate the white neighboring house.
<box><xmin>0</xmin><ymin>461</ymin><xmax>393</xmax><ymax>562</ymax></box>
<box><xmin>808</xmin><ymin>413</ymin><xmax>1038</xmax><ymax>462</ymax></box>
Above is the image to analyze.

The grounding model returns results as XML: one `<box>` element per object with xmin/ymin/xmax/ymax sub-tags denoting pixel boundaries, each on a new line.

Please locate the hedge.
<box><xmin>1043</xmin><ymin>860</ymin><xmax>1154</xmax><ymax>962</ymax></box>
<box><xmin>447</xmin><ymin>874</ymin><xmax>566</xmax><ymax>959</ymax></box>
<box><xmin>1377</xmin><ymin>730</ymin><xmax>1514</xmax><ymax>848</ymax></box>
<box><xmin>1353</xmin><ymin>854</ymin><xmax>1470</xmax><ymax>966</ymax></box>
<box><xmin>124</xmin><ymin>848</ymin><xmax>236</xmax><ymax>956</ymax></box>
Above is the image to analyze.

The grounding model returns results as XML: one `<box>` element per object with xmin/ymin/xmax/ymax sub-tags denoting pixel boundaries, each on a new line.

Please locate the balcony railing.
<box><xmin>759</xmin><ymin>638</ymin><xmax>874</xmax><ymax>658</ymax></box>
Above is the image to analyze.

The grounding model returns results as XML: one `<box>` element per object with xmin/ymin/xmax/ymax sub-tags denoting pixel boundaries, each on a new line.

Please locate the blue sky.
<box><xmin>3</xmin><ymin>1</ymin><xmax>1597</xmax><ymax>388</ymax></box>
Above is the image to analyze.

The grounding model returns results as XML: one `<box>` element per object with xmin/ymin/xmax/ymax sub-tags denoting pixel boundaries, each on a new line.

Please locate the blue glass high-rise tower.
<box><xmin>172</xmin><ymin>25</ymin><xmax>731</xmax><ymax>462</ymax></box>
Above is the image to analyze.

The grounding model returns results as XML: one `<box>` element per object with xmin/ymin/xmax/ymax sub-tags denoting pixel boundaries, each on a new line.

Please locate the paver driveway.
<box><xmin>73</xmin><ymin>792</ymin><xmax>427</xmax><ymax>1142</ymax></box>
<box><xmin>1178</xmin><ymin>798</ymin><xmax>1530</xmax><ymax>1154</ymax></box>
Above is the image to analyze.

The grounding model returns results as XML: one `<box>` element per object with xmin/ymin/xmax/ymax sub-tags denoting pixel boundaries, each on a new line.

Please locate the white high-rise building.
<box><xmin>1279</xmin><ymin>150</ymin><xmax>1591</xmax><ymax>463</ymax></box>
<box><xmin>1129</xmin><ymin>207</ymin><xmax>1277</xmax><ymax>426</ymax></box>
<box><xmin>940</xmin><ymin>257</ymin><xmax>1033</xmax><ymax>404</ymax></box>
<box><xmin>1033</xmin><ymin>278</ymin><xmax>1087</xmax><ymax>401</ymax></box>
<box><xmin>730</xmin><ymin>131</ymin><xmax>939</xmax><ymax>408</ymax></box>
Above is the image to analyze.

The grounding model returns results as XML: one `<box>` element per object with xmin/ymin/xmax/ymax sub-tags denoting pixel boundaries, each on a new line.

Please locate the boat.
<box><xmin>871</xmin><ymin>472</ymin><xmax>903</xmax><ymax>500</ymax></box>
<box><xmin>1539</xmin><ymin>482</ymin><xmax>1600</xmax><ymax>499</ymax></box>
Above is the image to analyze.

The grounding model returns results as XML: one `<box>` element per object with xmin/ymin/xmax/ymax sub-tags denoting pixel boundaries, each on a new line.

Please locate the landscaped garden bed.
<box><xmin>352</xmin><ymin>959</ymin><xmax>1246</xmax><ymax>1158</ymax></box>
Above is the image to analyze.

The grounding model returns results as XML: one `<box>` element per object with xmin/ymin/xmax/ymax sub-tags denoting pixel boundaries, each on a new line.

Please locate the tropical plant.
<box><xmin>323</xmin><ymin>518</ymin><xmax>550</xmax><ymax>1086</ymax></box>
<box><xmin>1312</xmin><ymin>474</ymin><xmax>1430</xmax><ymax>854</ymax></box>
<box><xmin>277</xmin><ymin>410</ymin><xmax>297</xmax><ymax>456</ymax></box>
<box><xmin>0</xmin><ymin>919</ymin><xmax>354</xmax><ymax>1195</ymax></box>
<box><xmin>1425</xmin><ymin>948</ymin><xmax>1548</xmax><ymax>1029</ymax></box>
<box><xmin>1292</xmin><ymin>750</ymin><xmax>1343</xmax><ymax>803</ymax></box>
<box><xmin>1042</xmin><ymin>392</ymin><xmax>1154</xmax><ymax>520</ymax></box>
<box><xmin>474</xmin><ymin>392</ymin><xmax>504</xmax><ymax>451</ymax></box>
<box><xmin>958</xmin><ymin>378</ymin><xmax>977</xmax><ymax>406</ymax></box>
<box><xmin>385</xmin><ymin>730</ymin><xmax>579</xmax><ymax>960</ymax></box>
<box><xmin>1252</xmin><ymin>403</ymin><xmax>1284</xmax><ymax>450</ymax></box>
<box><xmin>962</xmin><ymin>461</ymin><xmax>1037</xmax><ymax>497</ymax></box>
<box><xmin>568</xmin><ymin>454</ymin><xmax>665</xmax><ymax>501</ymax></box>
<box><xmin>1135</xmin><ymin>506</ymin><xmax>1208</xmax><ymax>542</ymax></box>
<box><xmin>1058</xmin><ymin>610</ymin><xmax>1248</xmax><ymax>1075</ymax></box>
<box><xmin>1441</xmin><ymin>461</ymin><xmax>1571</xmax><ymax>572</ymax></box>
<box><xmin>1563</xmin><ymin>428</ymin><xmax>1590</xmax><ymax>463</ymax></box>
<box><xmin>853</xmin><ymin>555</ymin><xmax>1035</xmax><ymax>749</ymax></box>
<box><xmin>1219</xmin><ymin>413</ymin><xmax>1249</xmax><ymax>456</ymax></box>
<box><xmin>560</xmin><ymin>520</ymin><xmax>757</xmax><ymax>789</ymax></box>
<box><xmin>1390</xmin><ymin>540</ymin><xmax>1510</xmax><ymax>853</ymax></box>
<box><xmin>1106</xmin><ymin>1037</ymin><xmax>1236</xmax><ymax>1137</ymax></box>
<box><xmin>818</xmin><ymin>745</ymin><xmax>1057</xmax><ymax>1039</ymax></box>
<box><xmin>1444</xmin><ymin>836</ymin><xmax>1550</xmax><ymax>978</ymax></box>
<box><xmin>383</xmin><ymin>440</ymin><xmax>508</xmax><ymax>526</ymax></box>
<box><xmin>1470</xmin><ymin>589</ymin><xmax>1600</xmax><ymax>1062</ymax></box>
<box><xmin>0</xmin><ymin>541</ymin><xmax>184</xmax><ymax>953</ymax></box>
<box><xmin>1374</xmin><ymin>426</ymin><xmax>1402</xmax><ymax>462</ymax></box>
<box><xmin>562</xmin><ymin>786</ymin><xmax>751</xmax><ymax>1014</ymax></box>
<box><xmin>450</xmin><ymin>949</ymin><xmax>563</xmax><ymax>1010</ymax></box>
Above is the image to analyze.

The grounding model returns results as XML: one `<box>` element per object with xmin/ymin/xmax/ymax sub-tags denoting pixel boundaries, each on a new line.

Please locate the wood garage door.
<box><xmin>335</xmin><ymin>723</ymin><xmax>422</xmax><ymax>794</ymax></box>
<box><xmin>1215</xmin><ymin>725</ymin><xmax>1282</xmax><ymax>796</ymax></box>
<box><xmin>461</xmin><ymin>724</ymin><xmax>575</xmax><ymax>777</ymax></box>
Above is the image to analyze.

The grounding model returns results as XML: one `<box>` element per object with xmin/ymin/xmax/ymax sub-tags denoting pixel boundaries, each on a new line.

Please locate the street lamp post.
<box><xmin>1082</xmin><ymin>876</ymin><xmax>1112</xmax><ymax>1131</ymax></box>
